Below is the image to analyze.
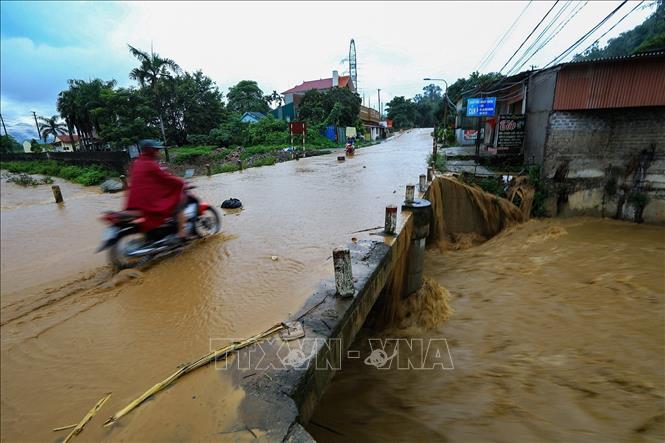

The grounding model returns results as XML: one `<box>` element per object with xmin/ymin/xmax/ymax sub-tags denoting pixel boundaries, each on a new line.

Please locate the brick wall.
<box><xmin>543</xmin><ymin>107</ymin><xmax>665</xmax><ymax>179</ymax></box>
<box><xmin>542</xmin><ymin>106</ymin><xmax>665</xmax><ymax>223</ymax></box>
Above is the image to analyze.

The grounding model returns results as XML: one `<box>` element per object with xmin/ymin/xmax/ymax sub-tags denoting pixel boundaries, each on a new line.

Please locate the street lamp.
<box><xmin>423</xmin><ymin>77</ymin><xmax>450</xmax><ymax>131</ymax></box>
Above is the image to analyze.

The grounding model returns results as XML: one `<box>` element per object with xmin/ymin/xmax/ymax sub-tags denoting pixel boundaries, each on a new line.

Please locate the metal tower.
<box><xmin>349</xmin><ymin>39</ymin><xmax>357</xmax><ymax>91</ymax></box>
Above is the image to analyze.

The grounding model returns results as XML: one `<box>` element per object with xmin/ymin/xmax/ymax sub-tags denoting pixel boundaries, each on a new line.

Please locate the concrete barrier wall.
<box><xmin>229</xmin><ymin>175</ymin><xmax>530</xmax><ymax>441</ymax></box>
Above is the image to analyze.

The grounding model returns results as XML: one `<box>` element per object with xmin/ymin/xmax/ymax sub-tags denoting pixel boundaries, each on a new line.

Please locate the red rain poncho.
<box><xmin>125</xmin><ymin>150</ymin><xmax>185</xmax><ymax>232</ymax></box>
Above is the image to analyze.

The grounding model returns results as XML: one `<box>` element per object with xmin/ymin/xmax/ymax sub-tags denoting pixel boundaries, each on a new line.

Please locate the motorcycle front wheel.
<box><xmin>109</xmin><ymin>230</ymin><xmax>146</xmax><ymax>270</ymax></box>
<box><xmin>194</xmin><ymin>208</ymin><xmax>221</xmax><ymax>237</ymax></box>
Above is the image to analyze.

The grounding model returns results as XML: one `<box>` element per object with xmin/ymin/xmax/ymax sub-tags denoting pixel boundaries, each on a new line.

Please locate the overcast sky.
<box><xmin>0</xmin><ymin>1</ymin><xmax>656</xmax><ymax>142</ymax></box>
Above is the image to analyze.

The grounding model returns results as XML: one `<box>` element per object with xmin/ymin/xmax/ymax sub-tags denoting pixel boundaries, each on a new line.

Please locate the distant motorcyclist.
<box><xmin>125</xmin><ymin>139</ymin><xmax>187</xmax><ymax>241</ymax></box>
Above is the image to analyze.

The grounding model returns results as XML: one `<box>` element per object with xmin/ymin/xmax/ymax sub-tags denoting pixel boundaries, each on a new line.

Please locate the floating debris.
<box><xmin>56</xmin><ymin>393</ymin><xmax>112</xmax><ymax>443</ymax></box>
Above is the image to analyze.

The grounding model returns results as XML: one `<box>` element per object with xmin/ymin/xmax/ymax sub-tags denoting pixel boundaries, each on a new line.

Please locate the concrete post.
<box><xmin>333</xmin><ymin>247</ymin><xmax>354</xmax><ymax>297</ymax></box>
<box><xmin>51</xmin><ymin>185</ymin><xmax>63</xmax><ymax>203</ymax></box>
<box><xmin>384</xmin><ymin>205</ymin><xmax>397</xmax><ymax>235</ymax></box>
<box><xmin>206</xmin><ymin>164</ymin><xmax>211</xmax><ymax>177</ymax></box>
<box><xmin>401</xmin><ymin>199</ymin><xmax>432</xmax><ymax>296</ymax></box>
<box><xmin>237</xmin><ymin>160</ymin><xmax>243</xmax><ymax>171</ymax></box>
<box><xmin>419</xmin><ymin>174</ymin><xmax>427</xmax><ymax>192</ymax></box>
<box><xmin>405</xmin><ymin>184</ymin><xmax>415</xmax><ymax>204</ymax></box>
<box><xmin>120</xmin><ymin>175</ymin><xmax>127</xmax><ymax>189</ymax></box>
<box><xmin>427</xmin><ymin>166</ymin><xmax>434</xmax><ymax>182</ymax></box>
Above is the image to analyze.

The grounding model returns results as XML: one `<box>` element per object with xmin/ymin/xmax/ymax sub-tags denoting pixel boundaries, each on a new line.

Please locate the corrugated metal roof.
<box><xmin>560</xmin><ymin>50</ymin><xmax>665</xmax><ymax>67</ymax></box>
<box><xmin>553</xmin><ymin>54</ymin><xmax>665</xmax><ymax>110</ymax></box>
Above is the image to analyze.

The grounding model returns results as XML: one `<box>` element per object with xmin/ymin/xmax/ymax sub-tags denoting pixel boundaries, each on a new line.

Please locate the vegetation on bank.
<box><xmin>2</xmin><ymin>172</ymin><xmax>54</xmax><ymax>187</ymax></box>
<box><xmin>0</xmin><ymin>161</ymin><xmax>114</xmax><ymax>186</ymax></box>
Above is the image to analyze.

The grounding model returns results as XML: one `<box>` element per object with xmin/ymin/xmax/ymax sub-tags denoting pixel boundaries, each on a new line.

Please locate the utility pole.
<box><xmin>32</xmin><ymin>111</ymin><xmax>41</xmax><ymax>142</ymax></box>
<box><xmin>377</xmin><ymin>89</ymin><xmax>381</xmax><ymax>118</ymax></box>
<box><xmin>0</xmin><ymin>113</ymin><xmax>8</xmax><ymax>136</ymax></box>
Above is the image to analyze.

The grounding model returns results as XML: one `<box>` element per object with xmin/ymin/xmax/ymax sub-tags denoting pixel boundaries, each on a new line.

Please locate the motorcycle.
<box><xmin>96</xmin><ymin>185</ymin><xmax>220</xmax><ymax>270</ymax></box>
<box><xmin>345</xmin><ymin>142</ymin><xmax>355</xmax><ymax>156</ymax></box>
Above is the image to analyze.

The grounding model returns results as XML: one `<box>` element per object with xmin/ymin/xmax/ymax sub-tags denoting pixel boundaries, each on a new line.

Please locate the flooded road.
<box><xmin>0</xmin><ymin>129</ymin><xmax>430</xmax><ymax>441</ymax></box>
<box><xmin>310</xmin><ymin>218</ymin><xmax>665</xmax><ymax>442</ymax></box>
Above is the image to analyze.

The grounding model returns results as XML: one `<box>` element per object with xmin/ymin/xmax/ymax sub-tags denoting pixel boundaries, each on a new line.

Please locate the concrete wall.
<box><xmin>523</xmin><ymin>69</ymin><xmax>557</xmax><ymax>166</ymax></box>
<box><xmin>541</xmin><ymin>107</ymin><xmax>665</xmax><ymax>224</ymax></box>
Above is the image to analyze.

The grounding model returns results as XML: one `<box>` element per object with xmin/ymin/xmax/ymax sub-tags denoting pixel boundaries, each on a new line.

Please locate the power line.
<box><xmin>576</xmin><ymin>1</ymin><xmax>644</xmax><ymax>58</ymax></box>
<box><xmin>543</xmin><ymin>0</ymin><xmax>628</xmax><ymax>68</ymax></box>
<box><xmin>499</xmin><ymin>1</ymin><xmax>560</xmax><ymax>73</ymax></box>
<box><xmin>505</xmin><ymin>1</ymin><xmax>573</xmax><ymax>75</ymax></box>
<box><xmin>507</xmin><ymin>1</ymin><xmax>589</xmax><ymax>75</ymax></box>
<box><xmin>476</xmin><ymin>1</ymin><xmax>533</xmax><ymax>72</ymax></box>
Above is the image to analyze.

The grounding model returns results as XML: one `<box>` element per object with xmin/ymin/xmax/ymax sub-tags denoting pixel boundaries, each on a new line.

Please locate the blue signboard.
<box><xmin>466</xmin><ymin>97</ymin><xmax>496</xmax><ymax>117</ymax></box>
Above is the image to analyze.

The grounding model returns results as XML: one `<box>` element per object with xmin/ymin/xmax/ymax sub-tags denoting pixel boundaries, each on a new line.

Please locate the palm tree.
<box><xmin>127</xmin><ymin>44</ymin><xmax>181</xmax><ymax>144</ymax></box>
<box><xmin>57</xmin><ymin>88</ymin><xmax>80</xmax><ymax>151</ymax></box>
<box><xmin>38</xmin><ymin>115</ymin><xmax>67</xmax><ymax>143</ymax></box>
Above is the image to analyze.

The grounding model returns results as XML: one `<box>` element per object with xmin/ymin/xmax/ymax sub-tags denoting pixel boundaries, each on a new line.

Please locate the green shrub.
<box><xmin>171</xmin><ymin>145</ymin><xmax>216</xmax><ymax>164</ymax></box>
<box><xmin>186</xmin><ymin>134</ymin><xmax>211</xmax><ymax>145</ymax></box>
<box><xmin>0</xmin><ymin>160</ymin><xmax>112</xmax><ymax>185</ymax></box>
<box><xmin>427</xmin><ymin>152</ymin><xmax>446</xmax><ymax>172</ymax></box>
<box><xmin>253</xmin><ymin>156</ymin><xmax>277</xmax><ymax>167</ymax></box>
<box><xmin>212</xmin><ymin>162</ymin><xmax>240</xmax><ymax>174</ymax></box>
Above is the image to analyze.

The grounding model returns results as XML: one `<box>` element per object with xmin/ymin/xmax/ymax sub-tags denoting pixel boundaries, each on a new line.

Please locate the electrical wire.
<box><xmin>476</xmin><ymin>1</ymin><xmax>533</xmax><ymax>72</ymax></box>
<box><xmin>460</xmin><ymin>0</ymin><xmax>561</xmax><ymax>101</ymax></box>
<box><xmin>543</xmin><ymin>0</ymin><xmax>628</xmax><ymax>68</ymax></box>
<box><xmin>499</xmin><ymin>1</ymin><xmax>560</xmax><ymax>73</ymax></box>
<box><xmin>506</xmin><ymin>1</ymin><xmax>585</xmax><ymax>75</ymax></box>
<box><xmin>576</xmin><ymin>1</ymin><xmax>645</xmax><ymax>58</ymax></box>
<box><xmin>507</xmin><ymin>1</ymin><xmax>589</xmax><ymax>74</ymax></box>
<box><xmin>505</xmin><ymin>0</ymin><xmax>573</xmax><ymax>75</ymax></box>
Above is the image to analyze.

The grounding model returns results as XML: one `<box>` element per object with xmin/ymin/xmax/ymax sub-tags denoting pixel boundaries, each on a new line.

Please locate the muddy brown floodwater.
<box><xmin>310</xmin><ymin>217</ymin><xmax>665</xmax><ymax>442</ymax></box>
<box><xmin>0</xmin><ymin>130</ymin><xmax>430</xmax><ymax>442</ymax></box>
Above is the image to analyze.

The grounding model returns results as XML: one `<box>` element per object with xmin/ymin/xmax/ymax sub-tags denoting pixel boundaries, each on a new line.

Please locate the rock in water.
<box><xmin>100</xmin><ymin>178</ymin><xmax>124</xmax><ymax>193</ymax></box>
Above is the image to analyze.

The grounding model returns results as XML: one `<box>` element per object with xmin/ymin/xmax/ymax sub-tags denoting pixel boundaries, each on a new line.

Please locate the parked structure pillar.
<box><xmin>402</xmin><ymin>198</ymin><xmax>431</xmax><ymax>296</ymax></box>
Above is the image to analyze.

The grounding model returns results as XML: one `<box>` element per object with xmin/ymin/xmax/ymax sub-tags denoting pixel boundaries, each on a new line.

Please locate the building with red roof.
<box><xmin>281</xmin><ymin>70</ymin><xmax>355</xmax><ymax>111</ymax></box>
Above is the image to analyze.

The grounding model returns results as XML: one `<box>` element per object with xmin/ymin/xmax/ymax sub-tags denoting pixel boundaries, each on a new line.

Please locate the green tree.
<box><xmin>92</xmin><ymin>87</ymin><xmax>160</xmax><ymax>149</ymax></box>
<box><xmin>574</xmin><ymin>1</ymin><xmax>665</xmax><ymax>60</ymax></box>
<box><xmin>128</xmin><ymin>44</ymin><xmax>181</xmax><ymax>144</ymax></box>
<box><xmin>37</xmin><ymin>115</ymin><xmax>67</xmax><ymax>143</ymax></box>
<box><xmin>0</xmin><ymin>134</ymin><xmax>22</xmax><ymax>153</ymax></box>
<box><xmin>226</xmin><ymin>80</ymin><xmax>270</xmax><ymax>114</ymax></box>
<box><xmin>385</xmin><ymin>96</ymin><xmax>417</xmax><ymax>129</ymax></box>
<box><xmin>208</xmin><ymin>113</ymin><xmax>249</xmax><ymax>147</ymax></box>
<box><xmin>56</xmin><ymin>79</ymin><xmax>117</xmax><ymax>150</ymax></box>
<box><xmin>265</xmin><ymin>90</ymin><xmax>283</xmax><ymax>109</ymax></box>
<box><xmin>161</xmin><ymin>71</ymin><xmax>226</xmax><ymax>145</ymax></box>
<box><xmin>298</xmin><ymin>88</ymin><xmax>361</xmax><ymax>127</ymax></box>
<box><xmin>413</xmin><ymin>84</ymin><xmax>444</xmax><ymax>127</ymax></box>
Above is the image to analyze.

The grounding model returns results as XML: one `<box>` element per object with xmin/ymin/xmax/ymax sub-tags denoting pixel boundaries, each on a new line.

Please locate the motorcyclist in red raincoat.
<box><xmin>125</xmin><ymin>139</ymin><xmax>187</xmax><ymax>240</ymax></box>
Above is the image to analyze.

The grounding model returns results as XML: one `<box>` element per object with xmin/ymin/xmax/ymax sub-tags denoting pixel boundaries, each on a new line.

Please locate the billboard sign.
<box><xmin>463</xmin><ymin>129</ymin><xmax>484</xmax><ymax>141</ymax></box>
<box><xmin>497</xmin><ymin>114</ymin><xmax>526</xmax><ymax>153</ymax></box>
<box><xmin>466</xmin><ymin>97</ymin><xmax>496</xmax><ymax>117</ymax></box>
<box><xmin>289</xmin><ymin>121</ymin><xmax>306</xmax><ymax>135</ymax></box>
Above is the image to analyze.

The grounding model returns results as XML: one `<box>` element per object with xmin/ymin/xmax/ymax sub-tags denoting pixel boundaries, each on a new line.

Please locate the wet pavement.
<box><xmin>0</xmin><ymin>129</ymin><xmax>431</xmax><ymax>441</ymax></box>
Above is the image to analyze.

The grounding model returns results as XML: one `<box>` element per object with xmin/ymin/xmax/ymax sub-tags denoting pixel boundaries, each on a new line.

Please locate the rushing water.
<box><xmin>0</xmin><ymin>130</ymin><xmax>431</xmax><ymax>442</ymax></box>
<box><xmin>309</xmin><ymin>217</ymin><xmax>665</xmax><ymax>442</ymax></box>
